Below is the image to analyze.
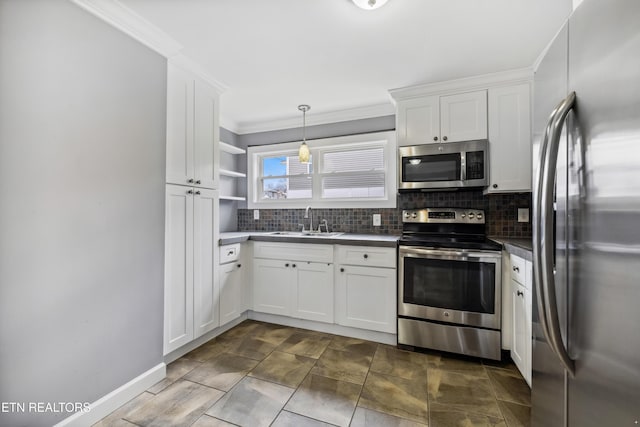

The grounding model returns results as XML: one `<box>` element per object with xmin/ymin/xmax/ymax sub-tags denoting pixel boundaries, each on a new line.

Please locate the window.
<box><xmin>247</xmin><ymin>131</ymin><xmax>396</xmax><ymax>208</ymax></box>
<box><xmin>260</xmin><ymin>154</ymin><xmax>312</xmax><ymax>200</ymax></box>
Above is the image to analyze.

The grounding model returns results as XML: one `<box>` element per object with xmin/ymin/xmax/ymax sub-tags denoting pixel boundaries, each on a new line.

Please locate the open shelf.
<box><xmin>220</xmin><ymin>195</ymin><xmax>246</xmax><ymax>201</ymax></box>
<box><xmin>220</xmin><ymin>141</ymin><xmax>246</xmax><ymax>155</ymax></box>
<box><xmin>220</xmin><ymin>168</ymin><xmax>246</xmax><ymax>178</ymax></box>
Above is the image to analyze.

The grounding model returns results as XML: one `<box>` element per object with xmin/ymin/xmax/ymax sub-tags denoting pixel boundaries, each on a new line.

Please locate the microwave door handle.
<box><xmin>536</xmin><ymin>91</ymin><xmax>577</xmax><ymax>378</ymax></box>
<box><xmin>460</xmin><ymin>151</ymin><xmax>466</xmax><ymax>181</ymax></box>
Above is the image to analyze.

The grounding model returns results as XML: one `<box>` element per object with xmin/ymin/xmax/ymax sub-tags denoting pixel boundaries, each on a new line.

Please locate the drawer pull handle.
<box><xmin>363</xmin><ymin>254</ymin><xmax>369</xmax><ymax>259</ymax></box>
<box><xmin>513</xmin><ymin>266</ymin><xmax>520</xmax><ymax>272</ymax></box>
<box><xmin>292</xmin><ymin>264</ymin><xmax>296</xmax><ymax>268</ymax></box>
<box><xmin>237</xmin><ymin>264</ymin><xmax>242</xmax><ymax>268</ymax></box>
<box><xmin>227</xmin><ymin>250</ymin><xmax>234</xmax><ymax>256</ymax></box>
<box><xmin>285</xmin><ymin>263</ymin><xmax>289</xmax><ymax>267</ymax></box>
<box><xmin>340</xmin><ymin>268</ymin><xmax>345</xmax><ymax>272</ymax></box>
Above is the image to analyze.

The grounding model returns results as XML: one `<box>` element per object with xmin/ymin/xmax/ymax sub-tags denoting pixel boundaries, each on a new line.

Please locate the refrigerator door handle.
<box><xmin>534</xmin><ymin>91</ymin><xmax>577</xmax><ymax>378</ymax></box>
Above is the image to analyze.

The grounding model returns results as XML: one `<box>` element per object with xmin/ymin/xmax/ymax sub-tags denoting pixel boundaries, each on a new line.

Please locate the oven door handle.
<box><xmin>399</xmin><ymin>246</ymin><xmax>501</xmax><ymax>261</ymax></box>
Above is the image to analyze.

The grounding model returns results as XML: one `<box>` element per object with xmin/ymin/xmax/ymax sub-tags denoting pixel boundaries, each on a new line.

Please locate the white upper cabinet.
<box><xmin>166</xmin><ymin>62</ymin><xmax>220</xmax><ymax>189</ymax></box>
<box><xmin>487</xmin><ymin>83</ymin><xmax>532</xmax><ymax>193</ymax></box>
<box><xmin>397</xmin><ymin>96</ymin><xmax>440</xmax><ymax>145</ymax></box>
<box><xmin>396</xmin><ymin>90</ymin><xmax>487</xmax><ymax>146</ymax></box>
<box><xmin>440</xmin><ymin>91</ymin><xmax>488</xmax><ymax>143</ymax></box>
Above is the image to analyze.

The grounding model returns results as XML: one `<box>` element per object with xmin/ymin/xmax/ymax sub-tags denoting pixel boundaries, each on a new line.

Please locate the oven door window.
<box><xmin>402</xmin><ymin>153</ymin><xmax>461</xmax><ymax>182</ymax></box>
<box><xmin>403</xmin><ymin>257</ymin><xmax>495</xmax><ymax>314</ymax></box>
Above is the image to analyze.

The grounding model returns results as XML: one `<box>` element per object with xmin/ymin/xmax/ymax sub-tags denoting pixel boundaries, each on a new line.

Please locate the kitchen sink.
<box><xmin>267</xmin><ymin>231</ymin><xmax>344</xmax><ymax>238</ymax></box>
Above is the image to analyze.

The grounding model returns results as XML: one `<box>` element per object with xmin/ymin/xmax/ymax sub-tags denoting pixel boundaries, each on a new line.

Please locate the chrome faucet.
<box><xmin>304</xmin><ymin>206</ymin><xmax>313</xmax><ymax>232</ymax></box>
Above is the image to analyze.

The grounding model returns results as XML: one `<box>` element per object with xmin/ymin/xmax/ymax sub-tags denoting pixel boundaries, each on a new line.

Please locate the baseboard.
<box><xmin>248</xmin><ymin>311</ymin><xmax>398</xmax><ymax>345</ymax></box>
<box><xmin>54</xmin><ymin>363</ymin><xmax>166</xmax><ymax>427</ymax></box>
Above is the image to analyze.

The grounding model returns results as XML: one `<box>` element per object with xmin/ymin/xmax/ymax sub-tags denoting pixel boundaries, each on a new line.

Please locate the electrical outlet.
<box><xmin>518</xmin><ymin>208</ymin><xmax>529</xmax><ymax>223</ymax></box>
<box><xmin>253</xmin><ymin>209</ymin><xmax>260</xmax><ymax>220</ymax></box>
<box><xmin>372</xmin><ymin>214</ymin><xmax>381</xmax><ymax>227</ymax></box>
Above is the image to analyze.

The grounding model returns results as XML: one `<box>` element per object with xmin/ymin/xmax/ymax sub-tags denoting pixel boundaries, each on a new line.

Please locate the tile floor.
<box><xmin>94</xmin><ymin>320</ymin><xmax>531</xmax><ymax>427</ymax></box>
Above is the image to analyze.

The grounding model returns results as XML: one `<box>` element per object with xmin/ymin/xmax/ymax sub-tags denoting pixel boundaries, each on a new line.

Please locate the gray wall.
<box><xmin>0</xmin><ymin>1</ymin><xmax>166</xmax><ymax>425</ymax></box>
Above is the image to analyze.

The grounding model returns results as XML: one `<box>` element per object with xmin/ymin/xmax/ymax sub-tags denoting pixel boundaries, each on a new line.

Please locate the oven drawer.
<box><xmin>398</xmin><ymin>317</ymin><xmax>502</xmax><ymax>360</ymax></box>
<box><xmin>336</xmin><ymin>245</ymin><xmax>396</xmax><ymax>268</ymax></box>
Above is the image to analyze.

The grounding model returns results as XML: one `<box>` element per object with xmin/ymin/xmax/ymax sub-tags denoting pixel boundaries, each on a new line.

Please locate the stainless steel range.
<box><xmin>398</xmin><ymin>207</ymin><xmax>503</xmax><ymax>360</ymax></box>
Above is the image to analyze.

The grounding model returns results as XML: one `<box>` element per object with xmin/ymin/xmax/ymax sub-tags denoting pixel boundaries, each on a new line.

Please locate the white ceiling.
<box><xmin>120</xmin><ymin>0</ymin><xmax>572</xmax><ymax>133</ymax></box>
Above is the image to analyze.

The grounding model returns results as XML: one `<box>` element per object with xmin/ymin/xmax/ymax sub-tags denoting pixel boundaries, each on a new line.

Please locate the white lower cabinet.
<box><xmin>293</xmin><ymin>261</ymin><xmax>334</xmax><ymax>323</ymax></box>
<box><xmin>164</xmin><ymin>184</ymin><xmax>219</xmax><ymax>355</ymax></box>
<box><xmin>253</xmin><ymin>258</ymin><xmax>294</xmax><ymax>317</ymax></box>
<box><xmin>219</xmin><ymin>243</ymin><xmax>244</xmax><ymax>327</ymax></box>
<box><xmin>335</xmin><ymin>245</ymin><xmax>397</xmax><ymax>334</ymax></box>
<box><xmin>510</xmin><ymin>254</ymin><xmax>532</xmax><ymax>386</ymax></box>
<box><xmin>252</xmin><ymin>242</ymin><xmax>334</xmax><ymax>323</ymax></box>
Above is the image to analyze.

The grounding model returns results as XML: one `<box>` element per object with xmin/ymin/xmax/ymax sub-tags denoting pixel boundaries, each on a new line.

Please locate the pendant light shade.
<box><xmin>298</xmin><ymin>104</ymin><xmax>311</xmax><ymax>164</ymax></box>
<box><xmin>352</xmin><ymin>0</ymin><xmax>389</xmax><ymax>10</ymax></box>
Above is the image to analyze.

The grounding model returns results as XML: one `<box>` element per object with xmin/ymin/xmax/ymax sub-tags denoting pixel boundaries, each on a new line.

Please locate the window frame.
<box><xmin>247</xmin><ymin>131</ymin><xmax>396</xmax><ymax>209</ymax></box>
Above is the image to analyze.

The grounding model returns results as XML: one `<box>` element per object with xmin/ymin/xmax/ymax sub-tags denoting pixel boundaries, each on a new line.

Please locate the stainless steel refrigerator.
<box><xmin>531</xmin><ymin>0</ymin><xmax>640</xmax><ymax>425</ymax></box>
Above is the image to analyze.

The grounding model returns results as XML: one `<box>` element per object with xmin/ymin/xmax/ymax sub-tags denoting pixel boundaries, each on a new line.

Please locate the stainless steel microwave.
<box><xmin>398</xmin><ymin>140</ymin><xmax>488</xmax><ymax>190</ymax></box>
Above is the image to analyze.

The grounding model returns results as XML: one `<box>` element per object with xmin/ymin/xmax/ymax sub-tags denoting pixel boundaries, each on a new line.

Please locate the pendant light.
<box><xmin>298</xmin><ymin>104</ymin><xmax>310</xmax><ymax>164</ymax></box>
<box><xmin>352</xmin><ymin>0</ymin><xmax>389</xmax><ymax>10</ymax></box>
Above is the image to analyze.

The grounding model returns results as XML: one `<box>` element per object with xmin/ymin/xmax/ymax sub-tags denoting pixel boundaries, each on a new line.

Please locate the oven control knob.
<box><xmin>468</xmin><ymin>212</ymin><xmax>475</xmax><ymax>219</ymax></box>
<box><xmin>477</xmin><ymin>213</ymin><xmax>483</xmax><ymax>220</ymax></box>
<box><xmin>460</xmin><ymin>213</ymin><xmax>466</xmax><ymax>219</ymax></box>
<box><xmin>412</xmin><ymin>213</ymin><xmax>417</xmax><ymax>218</ymax></box>
<box><xmin>405</xmin><ymin>212</ymin><xmax>411</xmax><ymax>218</ymax></box>
<box><xmin>443</xmin><ymin>311</ymin><xmax>450</xmax><ymax>317</ymax></box>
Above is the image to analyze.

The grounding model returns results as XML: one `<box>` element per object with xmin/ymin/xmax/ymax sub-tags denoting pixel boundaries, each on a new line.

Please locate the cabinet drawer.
<box><xmin>510</xmin><ymin>254</ymin><xmax>526</xmax><ymax>286</ymax></box>
<box><xmin>253</xmin><ymin>241</ymin><xmax>333</xmax><ymax>263</ymax></box>
<box><xmin>220</xmin><ymin>243</ymin><xmax>241</xmax><ymax>264</ymax></box>
<box><xmin>336</xmin><ymin>245</ymin><xmax>396</xmax><ymax>268</ymax></box>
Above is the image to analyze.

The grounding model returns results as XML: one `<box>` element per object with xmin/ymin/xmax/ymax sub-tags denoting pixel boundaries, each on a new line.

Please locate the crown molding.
<box><xmin>389</xmin><ymin>67</ymin><xmax>533</xmax><ymax>101</ymax></box>
<box><xmin>233</xmin><ymin>103</ymin><xmax>395</xmax><ymax>135</ymax></box>
<box><xmin>70</xmin><ymin>0</ymin><xmax>227</xmax><ymax>93</ymax></box>
<box><xmin>219</xmin><ymin>115</ymin><xmax>240</xmax><ymax>134</ymax></box>
<box><xmin>70</xmin><ymin>0</ymin><xmax>183</xmax><ymax>57</ymax></box>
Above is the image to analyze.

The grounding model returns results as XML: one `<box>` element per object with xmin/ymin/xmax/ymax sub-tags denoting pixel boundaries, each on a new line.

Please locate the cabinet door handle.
<box><xmin>187</xmin><ymin>189</ymin><xmax>194</xmax><ymax>194</ymax></box>
<box><xmin>513</xmin><ymin>266</ymin><xmax>520</xmax><ymax>272</ymax></box>
<box><xmin>443</xmin><ymin>136</ymin><xmax>448</xmax><ymax>141</ymax></box>
<box><xmin>187</xmin><ymin>178</ymin><xmax>194</xmax><ymax>183</ymax></box>
<box><xmin>340</xmin><ymin>268</ymin><xmax>345</xmax><ymax>272</ymax></box>
<box><xmin>237</xmin><ymin>264</ymin><xmax>241</xmax><ymax>268</ymax></box>
<box><xmin>195</xmin><ymin>190</ymin><xmax>201</xmax><ymax>195</ymax></box>
<box><xmin>195</xmin><ymin>180</ymin><xmax>201</xmax><ymax>184</ymax></box>
<box><xmin>433</xmin><ymin>136</ymin><xmax>438</xmax><ymax>142</ymax></box>
<box><xmin>493</xmin><ymin>184</ymin><xmax>498</xmax><ymax>189</ymax></box>
<box><xmin>292</xmin><ymin>264</ymin><xmax>296</xmax><ymax>268</ymax></box>
<box><xmin>285</xmin><ymin>263</ymin><xmax>289</xmax><ymax>267</ymax></box>
<box><xmin>363</xmin><ymin>254</ymin><xmax>368</xmax><ymax>259</ymax></box>
<box><xmin>227</xmin><ymin>250</ymin><xmax>234</xmax><ymax>255</ymax></box>
<box><xmin>517</xmin><ymin>290</ymin><xmax>524</xmax><ymax>297</ymax></box>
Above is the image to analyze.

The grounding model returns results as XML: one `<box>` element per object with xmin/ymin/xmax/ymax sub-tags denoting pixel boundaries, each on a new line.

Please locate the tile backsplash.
<box><xmin>238</xmin><ymin>191</ymin><xmax>532</xmax><ymax>238</ymax></box>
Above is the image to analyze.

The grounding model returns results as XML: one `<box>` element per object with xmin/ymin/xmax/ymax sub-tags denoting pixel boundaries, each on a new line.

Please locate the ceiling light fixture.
<box><xmin>298</xmin><ymin>104</ymin><xmax>311</xmax><ymax>164</ymax></box>
<box><xmin>352</xmin><ymin>0</ymin><xmax>389</xmax><ymax>10</ymax></box>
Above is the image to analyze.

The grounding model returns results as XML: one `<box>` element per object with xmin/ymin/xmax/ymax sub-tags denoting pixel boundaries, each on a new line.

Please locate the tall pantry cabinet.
<box><xmin>164</xmin><ymin>61</ymin><xmax>222</xmax><ymax>355</ymax></box>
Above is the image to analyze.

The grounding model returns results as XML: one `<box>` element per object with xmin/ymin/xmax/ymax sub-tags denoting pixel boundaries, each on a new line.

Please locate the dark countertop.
<box><xmin>490</xmin><ymin>236</ymin><xmax>533</xmax><ymax>260</ymax></box>
<box><xmin>219</xmin><ymin>231</ymin><xmax>400</xmax><ymax>248</ymax></box>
